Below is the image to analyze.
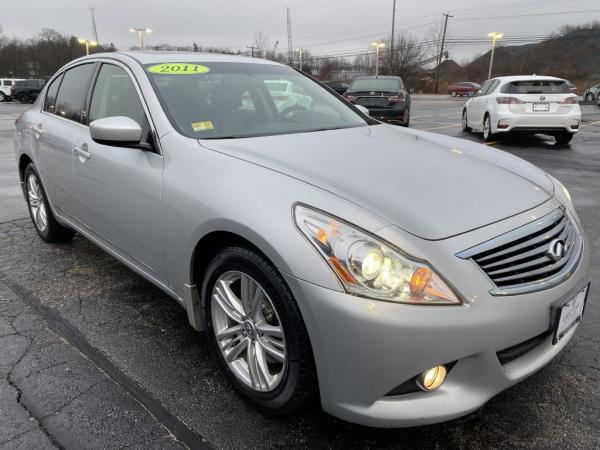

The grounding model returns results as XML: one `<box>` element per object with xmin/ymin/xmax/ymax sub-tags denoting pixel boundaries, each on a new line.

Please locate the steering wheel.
<box><xmin>277</xmin><ymin>104</ymin><xmax>307</xmax><ymax>121</ymax></box>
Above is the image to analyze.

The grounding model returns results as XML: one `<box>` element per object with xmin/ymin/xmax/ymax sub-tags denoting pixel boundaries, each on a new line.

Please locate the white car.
<box><xmin>462</xmin><ymin>76</ymin><xmax>581</xmax><ymax>144</ymax></box>
<box><xmin>263</xmin><ymin>79</ymin><xmax>313</xmax><ymax>113</ymax></box>
<box><xmin>0</xmin><ymin>78</ymin><xmax>24</xmax><ymax>102</ymax></box>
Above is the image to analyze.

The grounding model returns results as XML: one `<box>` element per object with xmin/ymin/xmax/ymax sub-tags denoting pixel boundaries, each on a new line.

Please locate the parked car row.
<box><xmin>0</xmin><ymin>78</ymin><xmax>46</xmax><ymax>103</ymax></box>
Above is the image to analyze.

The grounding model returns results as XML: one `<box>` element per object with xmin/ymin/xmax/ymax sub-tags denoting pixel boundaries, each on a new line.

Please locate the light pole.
<box><xmin>487</xmin><ymin>32</ymin><xmax>503</xmax><ymax>79</ymax></box>
<box><xmin>77</xmin><ymin>38</ymin><xmax>97</xmax><ymax>55</ymax></box>
<box><xmin>295</xmin><ymin>48</ymin><xmax>304</xmax><ymax>70</ymax></box>
<box><xmin>371</xmin><ymin>41</ymin><xmax>385</xmax><ymax>77</ymax></box>
<box><xmin>129</xmin><ymin>27</ymin><xmax>152</xmax><ymax>50</ymax></box>
<box><xmin>390</xmin><ymin>0</ymin><xmax>396</xmax><ymax>73</ymax></box>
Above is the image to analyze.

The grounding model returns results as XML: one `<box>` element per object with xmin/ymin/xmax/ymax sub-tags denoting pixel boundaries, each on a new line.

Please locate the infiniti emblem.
<box><xmin>547</xmin><ymin>238</ymin><xmax>567</xmax><ymax>262</ymax></box>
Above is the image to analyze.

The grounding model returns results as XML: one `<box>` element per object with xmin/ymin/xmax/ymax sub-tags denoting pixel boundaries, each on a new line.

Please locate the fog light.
<box><xmin>416</xmin><ymin>365</ymin><xmax>447</xmax><ymax>391</ymax></box>
<box><xmin>497</xmin><ymin>120</ymin><xmax>509</xmax><ymax>129</ymax></box>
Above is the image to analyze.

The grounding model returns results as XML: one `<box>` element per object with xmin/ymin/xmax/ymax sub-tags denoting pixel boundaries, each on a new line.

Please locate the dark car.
<box><xmin>343</xmin><ymin>76</ymin><xmax>410</xmax><ymax>126</ymax></box>
<box><xmin>11</xmin><ymin>79</ymin><xmax>46</xmax><ymax>103</ymax></box>
<box><xmin>324</xmin><ymin>80</ymin><xmax>349</xmax><ymax>95</ymax></box>
<box><xmin>447</xmin><ymin>82</ymin><xmax>480</xmax><ymax>97</ymax></box>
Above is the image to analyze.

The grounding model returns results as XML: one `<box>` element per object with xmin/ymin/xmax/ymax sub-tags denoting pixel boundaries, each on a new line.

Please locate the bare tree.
<box><xmin>253</xmin><ymin>31</ymin><xmax>270</xmax><ymax>59</ymax></box>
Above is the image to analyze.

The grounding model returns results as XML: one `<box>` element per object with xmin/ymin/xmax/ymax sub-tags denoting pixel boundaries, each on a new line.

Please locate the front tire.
<box><xmin>482</xmin><ymin>114</ymin><xmax>494</xmax><ymax>142</ymax></box>
<box><xmin>555</xmin><ymin>132</ymin><xmax>574</xmax><ymax>145</ymax></box>
<box><xmin>24</xmin><ymin>164</ymin><xmax>75</xmax><ymax>242</ymax></box>
<box><xmin>450</xmin><ymin>91</ymin><xmax>457</xmax><ymax>97</ymax></box>
<box><xmin>0</xmin><ymin>92</ymin><xmax>5</xmax><ymax>102</ymax></box>
<box><xmin>584</xmin><ymin>93</ymin><xmax>594</xmax><ymax>102</ymax></box>
<box><xmin>18</xmin><ymin>93</ymin><xmax>30</xmax><ymax>104</ymax></box>
<box><xmin>203</xmin><ymin>246</ymin><xmax>316</xmax><ymax>415</ymax></box>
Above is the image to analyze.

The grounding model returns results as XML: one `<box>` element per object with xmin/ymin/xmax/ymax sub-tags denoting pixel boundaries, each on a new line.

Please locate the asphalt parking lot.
<box><xmin>1</xmin><ymin>97</ymin><xmax>599</xmax><ymax>449</ymax></box>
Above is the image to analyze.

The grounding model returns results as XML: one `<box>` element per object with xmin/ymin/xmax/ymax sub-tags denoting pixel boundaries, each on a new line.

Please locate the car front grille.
<box><xmin>457</xmin><ymin>207</ymin><xmax>583</xmax><ymax>295</ymax></box>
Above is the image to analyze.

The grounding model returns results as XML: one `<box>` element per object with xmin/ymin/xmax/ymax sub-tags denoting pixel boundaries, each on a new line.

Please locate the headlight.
<box><xmin>547</xmin><ymin>174</ymin><xmax>580</xmax><ymax>221</ymax></box>
<box><xmin>294</xmin><ymin>204</ymin><xmax>461</xmax><ymax>305</ymax></box>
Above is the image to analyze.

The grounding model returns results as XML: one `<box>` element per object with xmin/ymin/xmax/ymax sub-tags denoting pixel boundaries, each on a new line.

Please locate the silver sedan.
<box><xmin>14</xmin><ymin>52</ymin><xmax>590</xmax><ymax>427</ymax></box>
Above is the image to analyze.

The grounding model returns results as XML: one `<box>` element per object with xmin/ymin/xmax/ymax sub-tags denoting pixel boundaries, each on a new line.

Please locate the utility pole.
<box><xmin>89</xmin><ymin>7</ymin><xmax>99</xmax><ymax>43</ymax></box>
<box><xmin>247</xmin><ymin>45</ymin><xmax>256</xmax><ymax>57</ymax></box>
<box><xmin>487</xmin><ymin>32</ymin><xmax>503</xmax><ymax>79</ymax></box>
<box><xmin>390</xmin><ymin>0</ymin><xmax>396</xmax><ymax>74</ymax></box>
<box><xmin>434</xmin><ymin>12</ymin><xmax>452</xmax><ymax>94</ymax></box>
<box><xmin>287</xmin><ymin>7</ymin><xmax>293</xmax><ymax>65</ymax></box>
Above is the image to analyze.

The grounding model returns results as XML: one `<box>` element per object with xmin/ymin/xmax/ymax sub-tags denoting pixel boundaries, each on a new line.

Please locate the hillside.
<box><xmin>444</xmin><ymin>25</ymin><xmax>600</xmax><ymax>86</ymax></box>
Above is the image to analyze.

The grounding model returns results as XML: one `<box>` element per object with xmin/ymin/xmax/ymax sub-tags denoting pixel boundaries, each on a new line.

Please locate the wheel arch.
<box><xmin>18</xmin><ymin>153</ymin><xmax>33</xmax><ymax>182</ymax></box>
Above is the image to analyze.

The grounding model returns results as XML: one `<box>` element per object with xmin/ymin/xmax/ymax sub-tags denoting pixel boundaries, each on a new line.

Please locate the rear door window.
<box><xmin>53</xmin><ymin>64</ymin><xmax>96</xmax><ymax>123</ymax></box>
<box><xmin>44</xmin><ymin>74</ymin><xmax>63</xmax><ymax>114</ymax></box>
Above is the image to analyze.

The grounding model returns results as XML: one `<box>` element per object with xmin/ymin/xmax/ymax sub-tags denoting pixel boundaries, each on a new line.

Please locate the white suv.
<box><xmin>0</xmin><ymin>78</ymin><xmax>24</xmax><ymax>102</ymax></box>
<box><xmin>462</xmin><ymin>76</ymin><xmax>581</xmax><ymax>144</ymax></box>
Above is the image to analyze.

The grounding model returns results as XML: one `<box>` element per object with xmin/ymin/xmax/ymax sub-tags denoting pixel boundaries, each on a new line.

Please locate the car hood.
<box><xmin>199</xmin><ymin>125</ymin><xmax>554</xmax><ymax>240</ymax></box>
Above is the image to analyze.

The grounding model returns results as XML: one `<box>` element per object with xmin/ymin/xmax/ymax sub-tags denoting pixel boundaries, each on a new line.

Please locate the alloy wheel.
<box><xmin>26</xmin><ymin>173</ymin><xmax>48</xmax><ymax>232</ymax></box>
<box><xmin>211</xmin><ymin>271</ymin><xmax>286</xmax><ymax>392</ymax></box>
<box><xmin>462</xmin><ymin>111</ymin><xmax>468</xmax><ymax>130</ymax></box>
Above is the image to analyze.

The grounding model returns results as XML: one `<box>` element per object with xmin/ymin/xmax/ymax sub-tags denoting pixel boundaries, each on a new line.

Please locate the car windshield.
<box><xmin>502</xmin><ymin>80</ymin><xmax>570</xmax><ymax>94</ymax></box>
<box><xmin>146</xmin><ymin>61</ymin><xmax>370</xmax><ymax>139</ymax></box>
<box><xmin>349</xmin><ymin>78</ymin><xmax>401</xmax><ymax>92</ymax></box>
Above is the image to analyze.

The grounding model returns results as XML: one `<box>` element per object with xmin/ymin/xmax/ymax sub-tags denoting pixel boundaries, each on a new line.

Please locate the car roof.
<box><xmin>353</xmin><ymin>76</ymin><xmax>402</xmax><ymax>80</ymax></box>
<box><xmin>71</xmin><ymin>51</ymin><xmax>280</xmax><ymax>67</ymax></box>
<box><xmin>491</xmin><ymin>75</ymin><xmax>566</xmax><ymax>83</ymax></box>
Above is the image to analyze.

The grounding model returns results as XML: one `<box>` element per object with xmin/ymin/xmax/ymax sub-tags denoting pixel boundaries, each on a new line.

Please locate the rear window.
<box><xmin>501</xmin><ymin>80</ymin><xmax>570</xmax><ymax>94</ymax></box>
<box><xmin>350</xmin><ymin>78</ymin><xmax>402</xmax><ymax>92</ymax></box>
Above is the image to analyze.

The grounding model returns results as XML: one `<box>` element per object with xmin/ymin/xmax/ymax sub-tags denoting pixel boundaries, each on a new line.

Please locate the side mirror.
<box><xmin>89</xmin><ymin>116</ymin><xmax>142</xmax><ymax>146</ymax></box>
<box><xmin>474</xmin><ymin>90</ymin><xmax>482</xmax><ymax>97</ymax></box>
<box><xmin>355</xmin><ymin>105</ymin><xmax>370</xmax><ymax>116</ymax></box>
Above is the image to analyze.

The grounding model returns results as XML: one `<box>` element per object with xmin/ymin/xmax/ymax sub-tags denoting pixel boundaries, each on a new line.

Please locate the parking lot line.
<box><xmin>581</xmin><ymin>120</ymin><xmax>600</xmax><ymax>127</ymax></box>
<box><xmin>422</xmin><ymin>124</ymin><xmax>461</xmax><ymax>131</ymax></box>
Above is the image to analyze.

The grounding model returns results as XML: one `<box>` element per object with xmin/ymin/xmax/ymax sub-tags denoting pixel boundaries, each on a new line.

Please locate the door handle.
<box><xmin>74</xmin><ymin>144</ymin><xmax>91</xmax><ymax>160</ymax></box>
<box><xmin>31</xmin><ymin>123</ymin><xmax>44</xmax><ymax>136</ymax></box>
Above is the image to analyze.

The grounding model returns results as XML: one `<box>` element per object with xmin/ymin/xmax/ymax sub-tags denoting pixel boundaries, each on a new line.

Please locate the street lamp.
<box><xmin>487</xmin><ymin>32</ymin><xmax>503</xmax><ymax>79</ymax></box>
<box><xmin>77</xmin><ymin>38</ymin><xmax>97</xmax><ymax>56</ymax></box>
<box><xmin>371</xmin><ymin>41</ymin><xmax>385</xmax><ymax>77</ymax></box>
<box><xmin>295</xmin><ymin>48</ymin><xmax>304</xmax><ymax>70</ymax></box>
<box><xmin>129</xmin><ymin>27</ymin><xmax>152</xmax><ymax>50</ymax></box>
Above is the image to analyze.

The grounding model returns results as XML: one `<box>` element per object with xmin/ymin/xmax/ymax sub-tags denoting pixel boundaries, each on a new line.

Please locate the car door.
<box><xmin>33</xmin><ymin>63</ymin><xmax>96</xmax><ymax>219</ymax></box>
<box><xmin>469</xmin><ymin>80</ymin><xmax>494</xmax><ymax>128</ymax></box>
<box><xmin>72</xmin><ymin>62</ymin><xmax>164</xmax><ymax>278</ymax></box>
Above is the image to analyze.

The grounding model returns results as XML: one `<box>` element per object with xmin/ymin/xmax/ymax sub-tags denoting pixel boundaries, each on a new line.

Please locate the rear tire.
<box><xmin>203</xmin><ymin>245</ymin><xmax>317</xmax><ymax>415</ymax></box>
<box><xmin>555</xmin><ymin>132</ymin><xmax>574</xmax><ymax>145</ymax></box>
<box><xmin>402</xmin><ymin>109</ymin><xmax>410</xmax><ymax>127</ymax></box>
<box><xmin>462</xmin><ymin>109</ymin><xmax>471</xmax><ymax>132</ymax></box>
<box><xmin>18</xmin><ymin>93</ymin><xmax>29</xmax><ymax>104</ymax></box>
<box><xmin>24</xmin><ymin>164</ymin><xmax>75</xmax><ymax>243</ymax></box>
<box><xmin>482</xmin><ymin>114</ymin><xmax>494</xmax><ymax>142</ymax></box>
<box><xmin>0</xmin><ymin>92</ymin><xmax>5</xmax><ymax>102</ymax></box>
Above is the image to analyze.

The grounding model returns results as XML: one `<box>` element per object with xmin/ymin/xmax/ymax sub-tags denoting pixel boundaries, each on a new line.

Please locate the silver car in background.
<box><xmin>14</xmin><ymin>52</ymin><xmax>590</xmax><ymax>427</ymax></box>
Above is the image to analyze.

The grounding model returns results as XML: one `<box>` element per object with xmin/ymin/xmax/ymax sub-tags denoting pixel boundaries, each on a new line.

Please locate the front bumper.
<box><xmin>283</xmin><ymin>200</ymin><xmax>590</xmax><ymax>427</ymax></box>
<box><xmin>492</xmin><ymin>108</ymin><xmax>581</xmax><ymax>134</ymax></box>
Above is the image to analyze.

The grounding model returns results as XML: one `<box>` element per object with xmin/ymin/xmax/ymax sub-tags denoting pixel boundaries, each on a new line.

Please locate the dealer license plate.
<box><xmin>553</xmin><ymin>285</ymin><xmax>588</xmax><ymax>344</ymax></box>
<box><xmin>533</xmin><ymin>103</ymin><xmax>550</xmax><ymax>112</ymax></box>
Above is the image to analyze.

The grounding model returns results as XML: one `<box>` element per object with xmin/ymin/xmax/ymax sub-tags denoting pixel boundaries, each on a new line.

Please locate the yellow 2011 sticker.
<box><xmin>191</xmin><ymin>121</ymin><xmax>214</xmax><ymax>131</ymax></box>
<box><xmin>147</xmin><ymin>63</ymin><xmax>210</xmax><ymax>75</ymax></box>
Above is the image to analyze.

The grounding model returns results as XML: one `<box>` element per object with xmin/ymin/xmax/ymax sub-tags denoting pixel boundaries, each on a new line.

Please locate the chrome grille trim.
<box><xmin>457</xmin><ymin>207</ymin><xmax>583</xmax><ymax>296</ymax></box>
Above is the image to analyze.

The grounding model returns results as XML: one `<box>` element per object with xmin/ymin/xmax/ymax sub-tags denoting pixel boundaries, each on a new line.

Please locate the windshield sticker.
<box><xmin>191</xmin><ymin>121</ymin><xmax>214</xmax><ymax>131</ymax></box>
<box><xmin>147</xmin><ymin>63</ymin><xmax>210</xmax><ymax>75</ymax></box>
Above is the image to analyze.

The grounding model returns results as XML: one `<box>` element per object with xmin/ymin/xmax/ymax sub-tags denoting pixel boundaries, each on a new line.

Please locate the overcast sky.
<box><xmin>2</xmin><ymin>0</ymin><xmax>599</xmax><ymax>62</ymax></box>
